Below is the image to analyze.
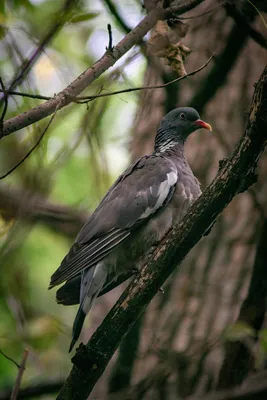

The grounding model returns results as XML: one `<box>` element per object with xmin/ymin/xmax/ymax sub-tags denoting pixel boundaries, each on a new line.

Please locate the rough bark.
<box><xmin>56</xmin><ymin>66</ymin><xmax>267</xmax><ymax>400</ymax></box>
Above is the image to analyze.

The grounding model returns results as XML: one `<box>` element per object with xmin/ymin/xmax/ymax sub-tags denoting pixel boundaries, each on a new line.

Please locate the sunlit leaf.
<box><xmin>70</xmin><ymin>12</ymin><xmax>100</xmax><ymax>23</ymax></box>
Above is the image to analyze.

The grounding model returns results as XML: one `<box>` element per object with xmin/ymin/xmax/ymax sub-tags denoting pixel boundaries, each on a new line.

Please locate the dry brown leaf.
<box><xmin>147</xmin><ymin>20</ymin><xmax>191</xmax><ymax>76</ymax></box>
<box><xmin>165</xmin><ymin>42</ymin><xmax>192</xmax><ymax>75</ymax></box>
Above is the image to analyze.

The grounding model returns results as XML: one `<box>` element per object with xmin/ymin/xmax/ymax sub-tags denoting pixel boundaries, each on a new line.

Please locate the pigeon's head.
<box><xmin>155</xmin><ymin>107</ymin><xmax>212</xmax><ymax>152</ymax></box>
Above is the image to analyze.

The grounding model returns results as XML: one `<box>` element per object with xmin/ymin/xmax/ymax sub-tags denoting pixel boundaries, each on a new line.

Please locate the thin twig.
<box><xmin>0</xmin><ymin>55</ymin><xmax>214</xmax><ymax>105</ymax></box>
<box><xmin>0</xmin><ymin>77</ymin><xmax>8</xmax><ymax>137</ymax></box>
<box><xmin>107</xmin><ymin>23</ymin><xmax>113</xmax><ymax>51</ymax></box>
<box><xmin>10</xmin><ymin>349</ymin><xmax>29</xmax><ymax>400</ymax></box>
<box><xmin>0</xmin><ymin>89</ymin><xmax>50</xmax><ymax>101</ymax></box>
<box><xmin>0</xmin><ymin>103</ymin><xmax>59</xmax><ymax>180</ymax></box>
<box><xmin>178</xmin><ymin>0</ymin><xmax>228</xmax><ymax>20</ymax></box>
<box><xmin>76</xmin><ymin>54</ymin><xmax>215</xmax><ymax>103</ymax></box>
<box><xmin>0</xmin><ymin>349</ymin><xmax>20</xmax><ymax>369</ymax></box>
<box><xmin>102</xmin><ymin>0</ymin><xmax>131</xmax><ymax>33</ymax></box>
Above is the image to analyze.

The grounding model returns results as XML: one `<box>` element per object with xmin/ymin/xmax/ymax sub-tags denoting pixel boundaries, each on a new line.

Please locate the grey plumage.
<box><xmin>49</xmin><ymin>107</ymin><xmax>212</xmax><ymax>352</ymax></box>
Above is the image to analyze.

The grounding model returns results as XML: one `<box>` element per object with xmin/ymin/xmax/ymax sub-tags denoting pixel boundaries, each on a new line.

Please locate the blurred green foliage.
<box><xmin>0</xmin><ymin>0</ymin><xmax>144</xmax><ymax>392</ymax></box>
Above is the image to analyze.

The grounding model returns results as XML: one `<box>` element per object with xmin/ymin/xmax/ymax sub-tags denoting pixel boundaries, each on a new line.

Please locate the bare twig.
<box><xmin>2</xmin><ymin>0</ymin><xmax>206</xmax><ymax>137</ymax></box>
<box><xmin>0</xmin><ymin>89</ymin><xmax>51</xmax><ymax>101</ymax></box>
<box><xmin>0</xmin><ymin>55</ymin><xmax>214</xmax><ymax>105</ymax></box>
<box><xmin>0</xmin><ymin>77</ymin><xmax>8</xmax><ymax>136</ymax></box>
<box><xmin>77</xmin><ymin>55</ymin><xmax>214</xmax><ymax>104</ymax></box>
<box><xmin>0</xmin><ymin>103</ymin><xmax>59</xmax><ymax>180</ymax></box>
<box><xmin>0</xmin><ymin>349</ymin><xmax>20</xmax><ymax>369</ymax></box>
<box><xmin>10</xmin><ymin>349</ymin><xmax>29</xmax><ymax>400</ymax></box>
<box><xmin>106</xmin><ymin>23</ymin><xmax>113</xmax><ymax>51</ymax></box>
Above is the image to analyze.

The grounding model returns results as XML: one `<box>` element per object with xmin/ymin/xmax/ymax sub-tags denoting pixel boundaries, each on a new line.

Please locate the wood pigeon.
<box><xmin>49</xmin><ymin>107</ymin><xmax>212</xmax><ymax>352</ymax></box>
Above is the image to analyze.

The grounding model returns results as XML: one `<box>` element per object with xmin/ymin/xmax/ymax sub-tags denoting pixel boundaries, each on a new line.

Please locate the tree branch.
<box><xmin>1</xmin><ymin>0</ymin><xmax>206</xmax><ymax>138</ymax></box>
<box><xmin>225</xmin><ymin>3</ymin><xmax>267</xmax><ymax>50</ymax></box>
<box><xmin>0</xmin><ymin>184</ymin><xmax>87</xmax><ymax>237</ymax></box>
<box><xmin>10</xmin><ymin>349</ymin><xmax>29</xmax><ymax>400</ymax></box>
<box><xmin>56</xmin><ymin>66</ymin><xmax>267</xmax><ymax>399</ymax></box>
<box><xmin>0</xmin><ymin>103</ymin><xmax>59</xmax><ymax>180</ymax></box>
<box><xmin>0</xmin><ymin>349</ymin><xmax>20</xmax><ymax>369</ymax></box>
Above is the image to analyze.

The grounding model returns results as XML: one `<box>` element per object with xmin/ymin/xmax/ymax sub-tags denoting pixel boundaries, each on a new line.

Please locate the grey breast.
<box><xmin>105</xmin><ymin>157</ymin><xmax>201</xmax><ymax>280</ymax></box>
<box><xmin>172</xmin><ymin>161</ymin><xmax>201</xmax><ymax>224</ymax></box>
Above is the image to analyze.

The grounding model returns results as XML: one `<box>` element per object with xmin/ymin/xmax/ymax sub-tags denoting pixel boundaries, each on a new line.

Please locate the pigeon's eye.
<box><xmin>180</xmin><ymin>113</ymin><xmax>185</xmax><ymax>120</ymax></box>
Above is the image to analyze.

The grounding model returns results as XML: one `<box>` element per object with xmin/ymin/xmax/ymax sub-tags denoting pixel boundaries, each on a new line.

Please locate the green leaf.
<box><xmin>223</xmin><ymin>322</ymin><xmax>255</xmax><ymax>341</ymax></box>
<box><xmin>259</xmin><ymin>329</ymin><xmax>267</xmax><ymax>353</ymax></box>
<box><xmin>70</xmin><ymin>12</ymin><xmax>99</xmax><ymax>23</ymax></box>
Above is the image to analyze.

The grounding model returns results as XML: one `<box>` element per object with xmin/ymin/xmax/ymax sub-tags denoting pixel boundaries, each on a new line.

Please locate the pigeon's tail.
<box><xmin>69</xmin><ymin>306</ymin><xmax>86</xmax><ymax>352</ymax></box>
<box><xmin>57</xmin><ymin>276</ymin><xmax>81</xmax><ymax>306</ymax></box>
<box><xmin>69</xmin><ymin>265</ymin><xmax>107</xmax><ymax>352</ymax></box>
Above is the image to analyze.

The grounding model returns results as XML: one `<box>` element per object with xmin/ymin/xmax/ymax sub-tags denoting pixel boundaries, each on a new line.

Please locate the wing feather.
<box><xmin>49</xmin><ymin>229</ymin><xmax>130</xmax><ymax>287</ymax></box>
<box><xmin>49</xmin><ymin>156</ymin><xmax>178</xmax><ymax>289</ymax></box>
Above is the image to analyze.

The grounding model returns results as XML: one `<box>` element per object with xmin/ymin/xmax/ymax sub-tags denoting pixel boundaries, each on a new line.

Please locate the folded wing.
<box><xmin>49</xmin><ymin>155</ymin><xmax>178</xmax><ymax>289</ymax></box>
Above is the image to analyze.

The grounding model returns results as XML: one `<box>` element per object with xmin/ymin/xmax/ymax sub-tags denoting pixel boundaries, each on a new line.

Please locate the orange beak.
<box><xmin>195</xmin><ymin>119</ymin><xmax>212</xmax><ymax>131</ymax></box>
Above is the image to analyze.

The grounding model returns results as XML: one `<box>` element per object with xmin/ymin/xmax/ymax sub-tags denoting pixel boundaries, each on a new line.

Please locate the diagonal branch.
<box><xmin>1</xmin><ymin>0</ymin><xmax>206</xmax><ymax>138</ymax></box>
<box><xmin>10</xmin><ymin>349</ymin><xmax>29</xmax><ymax>400</ymax></box>
<box><xmin>56</xmin><ymin>66</ymin><xmax>267</xmax><ymax>399</ymax></box>
<box><xmin>225</xmin><ymin>3</ymin><xmax>267</xmax><ymax>50</ymax></box>
<box><xmin>0</xmin><ymin>103</ymin><xmax>59</xmax><ymax>180</ymax></box>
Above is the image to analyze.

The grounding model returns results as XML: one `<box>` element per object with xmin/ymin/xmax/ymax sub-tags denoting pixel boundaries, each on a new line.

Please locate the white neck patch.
<box><xmin>156</xmin><ymin>140</ymin><xmax>177</xmax><ymax>154</ymax></box>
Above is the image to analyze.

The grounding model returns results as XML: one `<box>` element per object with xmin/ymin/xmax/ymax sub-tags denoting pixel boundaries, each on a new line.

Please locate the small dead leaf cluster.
<box><xmin>147</xmin><ymin>19</ymin><xmax>191</xmax><ymax>76</ymax></box>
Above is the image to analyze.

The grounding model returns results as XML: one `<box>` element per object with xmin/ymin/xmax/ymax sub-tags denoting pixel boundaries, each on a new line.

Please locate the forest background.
<box><xmin>0</xmin><ymin>0</ymin><xmax>267</xmax><ymax>399</ymax></box>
